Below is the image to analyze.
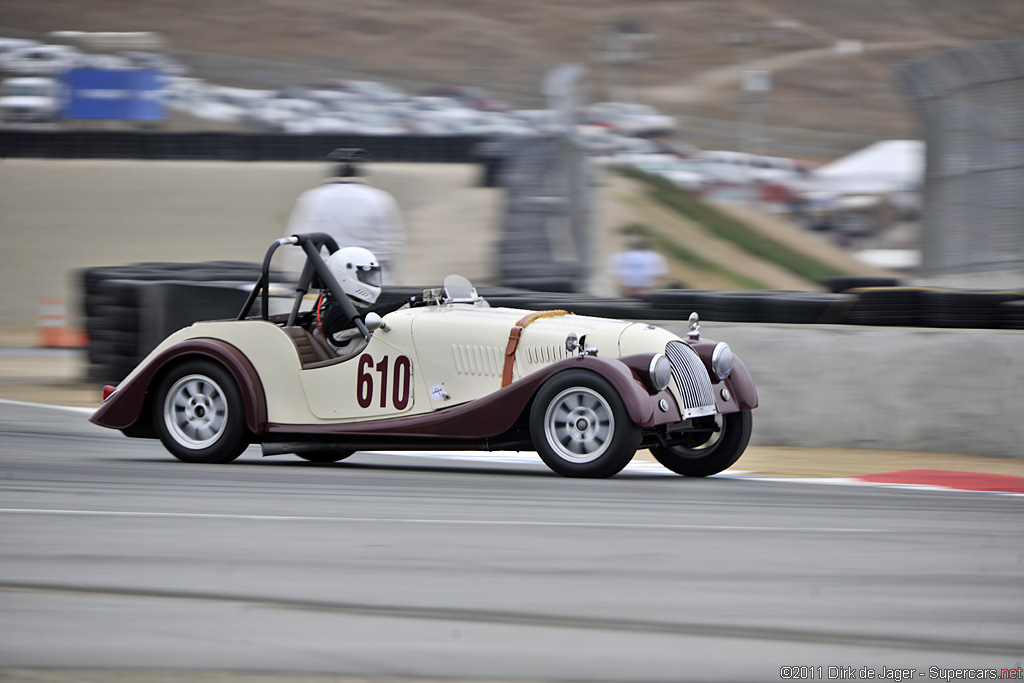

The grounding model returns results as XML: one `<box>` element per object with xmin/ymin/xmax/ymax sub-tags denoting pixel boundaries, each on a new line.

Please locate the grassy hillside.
<box><xmin>595</xmin><ymin>172</ymin><xmax>896</xmax><ymax>292</ymax></box>
<box><xmin>623</xmin><ymin>169</ymin><xmax>852</xmax><ymax>282</ymax></box>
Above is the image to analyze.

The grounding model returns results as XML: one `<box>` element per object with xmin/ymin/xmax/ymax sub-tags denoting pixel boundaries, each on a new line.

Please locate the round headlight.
<box><xmin>711</xmin><ymin>342</ymin><xmax>734</xmax><ymax>380</ymax></box>
<box><xmin>649</xmin><ymin>353</ymin><xmax>672</xmax><ymax>391</ymax></box>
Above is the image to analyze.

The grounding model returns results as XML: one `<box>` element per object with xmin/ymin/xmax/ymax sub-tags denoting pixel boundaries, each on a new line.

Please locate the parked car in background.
<box><xmin>0</xmin><ymin>38</ymin><xmax>40</xmax><ymax>57</ymax></box>
<box><xmin>121</xmin><ymin>50</ymin><xmax>188</xmax><ymax>76</ymax></box>
<box><xmin>423</xmin><ymin>84</ymin><xmax>509</xmax><ymax>112</ymax></box>
<box><xmin>692</xmin><ymin>150</ymin><xmax>809</xmax><ymax>185</ymax></box>
<box><xmin>611</xmin><ymin>153</ymin><xmax>709</xmax><ymax>190</ymax></box>
<box><xmin>0</xmin><ymin>44</ymin><xmax>82</xmax><ymax>75</ymax></box>
<box><xmin>165</xmin><ymin>81</ymin><xmax>254</xmax><ymax>124</ymax></box>
<box><xmin>581</xmin><ymin>101</ymin><xmax>677</xmax><ymax>137</ymax></box>
<box><xmin>317</xmin><ymin>79</ymin><xmax>408</xmax><ymax>103</ymax></box>
<box><xmin>0</xmin><ymin>76</ymin><xmax>62</xmax><ymax>123</ymax></box>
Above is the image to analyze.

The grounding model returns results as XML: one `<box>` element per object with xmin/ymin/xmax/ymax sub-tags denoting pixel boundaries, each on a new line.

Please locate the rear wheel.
<box><xmin>529</xmin><ymin>370</ymin><xmax>640</xmax><ymax>478</ymax></box>
<box><xmin>651</xmin><ymin>410</ymin><xmax>753</xmax><ymax>477</ymax></box>
<box><xmin>153</xmin><ymin>359</ymin><xmax>249</xmax><ymax>464</ymax></box>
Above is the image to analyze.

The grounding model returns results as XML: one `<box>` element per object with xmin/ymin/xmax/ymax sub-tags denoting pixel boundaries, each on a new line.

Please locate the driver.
<box><xmin>317</xmin><ymin>246</ymin><xmax>407</xmax><ymax>354</ymax></box>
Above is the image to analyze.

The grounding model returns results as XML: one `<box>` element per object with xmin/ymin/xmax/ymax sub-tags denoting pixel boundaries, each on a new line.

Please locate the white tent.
<box><xmin>810</xmin><ymin>140</ymin><xmax>924</xmax><ymax>195</ymax></box>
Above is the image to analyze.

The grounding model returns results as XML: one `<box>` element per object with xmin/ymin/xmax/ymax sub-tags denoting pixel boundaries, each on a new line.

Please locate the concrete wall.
<box><xmin>0</xmin><ymin>159</ymin><xmax>501</xmax><ymax>329</ymax></box>
<box><xmin>658</xmin><ymin>321</ymin><xmax>1023</xmax><ymax>459</ymax></box>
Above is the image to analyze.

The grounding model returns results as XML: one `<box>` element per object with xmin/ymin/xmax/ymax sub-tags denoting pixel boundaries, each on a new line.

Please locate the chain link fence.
<box><xmin>897</xmin><ymin>34</ymin><xmax>1024</xmax><ymax>286</ymax></box>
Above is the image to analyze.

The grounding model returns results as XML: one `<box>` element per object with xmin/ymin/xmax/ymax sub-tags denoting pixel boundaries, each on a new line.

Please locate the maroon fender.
<box><xmin>89</xmin><ymin>338</ymin><xmax>267</xmax><ymax>435</ymax></box>
<box><xmin>686</xmin><ymin>338</ymin><xmax>759</xmax><ymax>412</ymax></box>
<box><xmin>267</xmin><ymin>354</ymin><xmax>664</xmax><ymax>441</ymax></box>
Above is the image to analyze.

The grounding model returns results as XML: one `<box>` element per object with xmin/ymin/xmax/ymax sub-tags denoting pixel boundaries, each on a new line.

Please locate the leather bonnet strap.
<box><xmin>501</xmin><ymin>310</ymin><xmax>570</xmax><ymax>388</ymax></box>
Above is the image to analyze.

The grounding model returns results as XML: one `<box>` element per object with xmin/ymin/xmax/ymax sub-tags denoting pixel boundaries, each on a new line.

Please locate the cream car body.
<box><xmin>92</xmin><ymin>233</ymin><xmax>757</xmax><ymax>478</ymax></box>
<box><xmin>130</xmin><ymin>305</ymin><xmax>687</xmax><ymax>426</ymax></box>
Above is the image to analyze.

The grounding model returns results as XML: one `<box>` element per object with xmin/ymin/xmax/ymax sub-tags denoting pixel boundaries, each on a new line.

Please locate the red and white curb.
<box><xmin>370</xmin><ymin>451</ymin><xmax>1024</xmax><ymax>496</ymax></box>
<box><xmin>746</xmin><ymin>470</ymin><xmax>1024</xmax><ymax>497</ymax></box>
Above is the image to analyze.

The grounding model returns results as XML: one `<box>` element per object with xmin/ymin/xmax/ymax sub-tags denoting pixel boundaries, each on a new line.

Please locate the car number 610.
<box><xmin>357</xmin><ymin>354</ymin><xmax>412</xmax><ymax>410</ymax></box>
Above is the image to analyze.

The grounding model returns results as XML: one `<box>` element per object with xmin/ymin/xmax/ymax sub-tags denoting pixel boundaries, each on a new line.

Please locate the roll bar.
<box><xmin>237</xmin><ymin>233</ymin><xmax>370</xmax><ymax>342</ymax></box>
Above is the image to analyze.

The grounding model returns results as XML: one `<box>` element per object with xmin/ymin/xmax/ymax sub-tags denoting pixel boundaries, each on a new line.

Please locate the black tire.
<box><xmin>695</xmin><ymin>291</ymin><xmax>766</xmax><ymax>322</ymax></box>
<box><xmin>760</xmin><ymin>292</ymin><xmax>856</xmax><ymax>325</ymax></box>
<box><xmin>87</xmin><ymin>335</ymin><xmax>139</xmax><ymax>357</ymax></box>
<box><xmin>297</xmin><ymin>449</ymin><xmax>355</xmax><ymax>463</ymax></box>
<box><xmin>529</xmin><ymin>370</ymin><xmax>641</xmax><ymax>478</ymax></box>
<box><xmin>1000</xmin><ymin>300</ymin><xmax>1024</xmax><ymax>330</ymax></box>
<box><xmin>152</xmin><ymin>359</ymin><xmax>249</xmax><ymax>464</ymax></box>
<box><xmin>651</xmin><ymin>409</ymin><xmax>753</xmax><ymax>477</ymax></box>
<box><xmin>820</xmin><ymin>276</ymin><xmax>901</xmax><ymax>293</ymax></box>
<box><xmin>920</xmin><ymin>290</ymin><xmax>1021</xmax><ymax>329</ymax></box>
<box><xmin>844</xmin><ymin>287</ymin><xmax>925</xmax><ymax>327</ymax></box>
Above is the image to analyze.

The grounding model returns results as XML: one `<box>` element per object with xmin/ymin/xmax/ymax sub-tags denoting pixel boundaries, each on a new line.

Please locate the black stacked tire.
<box><xmin>999</xmin><ymin>299</ymin><xmax>1024</xmax><ymax>330</ymax></box>
<box><xmin>920</xmin><ymin>290</ymin><xmax>1023</xmax><ymax>329</ymax></box>
<box><xmin>693</xmin><ymin>291</ymin><xmax>770</xmax><ymax>322</ymax></box>
<box><xmin>641</xmin><ymin>289</ymin><xmax>715</xmax><ymax>321</ymax></box>
<box><xmin>80</xmin><ymin>262</ymin><xmax>273</xmax><ymax>383</ymax></box>
<box><xmin>820</xmin><ymin>276</ymin><xmax>902</xmax><ymax>293</ymax></box>
<box><xmin>843</xmin><ymin>287</ymin><xmax>929</xmax><ymax>327</ymax></box>
<box><xmin>760</xmin><ymin>292</ymin><xmax>857</xmax><ymax>324</ymax></box>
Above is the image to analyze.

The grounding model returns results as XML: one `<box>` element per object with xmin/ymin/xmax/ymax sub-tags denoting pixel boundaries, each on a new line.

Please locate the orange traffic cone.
<box><xmin>37</xmin><ymin>298</ymin><xmax>86</xmax><ymax>348</ymax></box>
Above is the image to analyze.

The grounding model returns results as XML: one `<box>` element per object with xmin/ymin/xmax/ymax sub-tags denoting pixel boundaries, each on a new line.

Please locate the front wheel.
<box><xmin>651</xmin><ymin>409</ymin><xmax>753</xmax><ymax>477</ymax></box>
<box><xmin>529</xmin><ymin>370</ymin><xmax>640</xmax><ymax>478</ymax></box>
<box><xmin>153</xmin><ymin>359</ymin><xmax>250</xmax><ymax>464</ymax></box>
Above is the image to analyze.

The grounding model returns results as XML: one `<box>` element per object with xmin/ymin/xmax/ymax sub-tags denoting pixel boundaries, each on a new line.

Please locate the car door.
<box><xmin>296</xmin><ymin>321</ymin><xmax>421</xmax><ymax>421</ymax></box>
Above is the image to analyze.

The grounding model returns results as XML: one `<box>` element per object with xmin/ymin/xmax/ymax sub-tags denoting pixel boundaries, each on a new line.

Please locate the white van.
<box><xmin>0</xmin><ymin>76</ymin><xmax>62</xmax><ymax>123</ymax></box>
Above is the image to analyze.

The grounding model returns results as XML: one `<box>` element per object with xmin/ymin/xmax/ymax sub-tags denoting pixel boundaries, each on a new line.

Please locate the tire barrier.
<box><xmin>83</xmin><ymin>277</ymin><xmax>1023</xmax><ymax>385</ymax></box>
<box><xmin>919</xmin><ymin>290</ymin><xmax>1023</xmax><ymax>329</ymax></box>
<box><xmin>80</xmin><ymin>261</ymin><xmax>279</xmax><ymax>383</ymax></box>
<box><xmin>640</xmin><ymin>289</ymin><xmax>716</xmax><ymax>319</ymax></box>
<box><xmin>0</xmin><ymin>131</ymin><xmax>487</xmax><ymax>162</ymax></box>
<box><xmin>642</xmin><ymin>290</ymin><xmax>857</xmax><ymax>325</ymax></box>
<box><xmin>757</xmin><ymin>292</ymin><xmax>857</xmax><ymax>325</ymax></box>
<box><xmin>843</xmin><ymin>287</ymin><xmax>930</xmax><ymax>327</ymax></box>
<box><xmin>819</xmin><ymin>276</ymin><xmax>903</xmax><ymax>293</ymax></box>
<box><xmin>479</xmin><ymin>286</ymin><xmax>1022</xmax><ymax>330</ymax></box>
<box><xmin>486</xmin><ymin>292</ymin><xmax>662</xmax><ymax>321</ymax></box>
<box><xmin>1000</xmin><ymin>300</ymin><xmax>1024</xmax><ymax>330</ymax></box>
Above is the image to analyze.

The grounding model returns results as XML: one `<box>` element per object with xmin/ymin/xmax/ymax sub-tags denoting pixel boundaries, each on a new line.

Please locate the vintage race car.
<box><xmin>90</xmin><ymin>234</ymin><xmax>758</xmax><ymax>478</ymax></box>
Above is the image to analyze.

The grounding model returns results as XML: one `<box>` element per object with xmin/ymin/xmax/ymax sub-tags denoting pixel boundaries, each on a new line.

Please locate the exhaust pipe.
<box><xmin>261</xmin><ymin>442</ymin><xmax>351</xmax><ymax>457</ymax></box>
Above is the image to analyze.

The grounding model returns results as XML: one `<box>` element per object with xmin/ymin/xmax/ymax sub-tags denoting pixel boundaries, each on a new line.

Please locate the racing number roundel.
<box><xmin>357</xmin><ymin>353</ymin><xmax>411</xmax><ymax>411</ymax></box>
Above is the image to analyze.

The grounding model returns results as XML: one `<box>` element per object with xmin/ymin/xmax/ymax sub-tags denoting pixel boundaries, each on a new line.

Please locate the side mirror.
<box><xmin>363</xmin><ymin>312</ymin><xmax>387</xmax><ymax>333</ymax></box>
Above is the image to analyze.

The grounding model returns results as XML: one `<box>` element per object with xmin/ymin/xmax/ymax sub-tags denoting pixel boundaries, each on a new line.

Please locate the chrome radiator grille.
<box><xmin>665</xmin><ymin>341</ymin><xmax>717</xmax><ymax>419</ymax></box>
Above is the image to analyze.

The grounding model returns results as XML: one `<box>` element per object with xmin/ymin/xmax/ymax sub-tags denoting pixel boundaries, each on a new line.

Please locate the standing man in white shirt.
<box><xmin>608</xmin><ymin>236</ymin><xmax>669</xmax><ymax>298</ymax></box>
<box><xmin>283</xmin><ymin>148</ymin><xmax>405</xmax><ymax>284</ymax></box>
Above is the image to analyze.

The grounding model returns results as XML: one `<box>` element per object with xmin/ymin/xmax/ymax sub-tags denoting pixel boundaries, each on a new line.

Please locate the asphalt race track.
<box><xmin>1</xmin><ymin>401</ymin><xmax>1021</xmax><ymax>682</ymax></box>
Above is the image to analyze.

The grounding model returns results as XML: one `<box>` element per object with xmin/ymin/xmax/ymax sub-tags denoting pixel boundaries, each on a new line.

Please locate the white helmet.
<box><xmin>326</xmin><ymin>247</ymin><xmax>382</xmax><ymax>304</ymax></box>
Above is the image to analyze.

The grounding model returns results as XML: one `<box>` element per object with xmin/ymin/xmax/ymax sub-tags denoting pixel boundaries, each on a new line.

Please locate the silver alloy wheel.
<box><xmin>543</xmin><ymin>386</ymin><xmax>615</xmax><ymax>463</ymax></box>
<box><xmin>163</xmin><ymin>373</ymin><xmax>229</xmax><ymax>450</ymax></box>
